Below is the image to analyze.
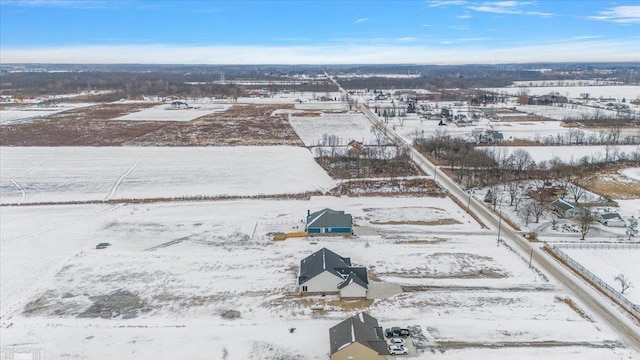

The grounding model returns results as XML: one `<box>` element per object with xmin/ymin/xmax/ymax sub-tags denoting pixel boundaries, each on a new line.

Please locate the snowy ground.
<box><xmin>0</xmin><ymin>147</ymin><xmax>335</xmax><ymax>204</ymax></box>
<box><xmin>479</xmin><ymin>145</ymin><xmax>640</xmax><ymax>163</ymax></box>
<box><xmin>113</xmin><ymin>103</ymin><xmax>232</xmax><ymax>121</ymax></box>
<box><xmin>1</xmin><ymin>196</ymin><xmax>636</xmax><ymax>359</ymax></box>
<box><xmin>515</xmin><ymin>104</ymin><xmax>620</xmax><ymax>121</ymax></box>
<box><xmin>620</xmin><ymin>168</ymin><xmax>640</xmax><ymax>181</ymax></box>
<box><xmin>560</xmin><ymin>245</ymin><xmax>640</xmax><ymax>305</ymax></box>
<box><xmin>289</xmin><ymin>113</ymin><xmax>383</xmax><ymax>146</ymax></box>
<box><xmin>0</xmin><ymin>103</ymin><xmax>96</xmax><ymax>125</ymax></box>
<box><xmin>482</xmin><ymin>85</ymin><xmax>640</xmax><ymax>100</ymax></box>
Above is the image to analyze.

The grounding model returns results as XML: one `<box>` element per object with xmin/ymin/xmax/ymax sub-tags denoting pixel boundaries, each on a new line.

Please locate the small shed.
<box><xmin>170</xmin><ymin>100</ymin><xmax>189</xmax><ymax>110</ymax></box>
<box><xmin>306</xmin><ymin>208</ymin><xmax>353</xmax><ymax>236</ymax></box>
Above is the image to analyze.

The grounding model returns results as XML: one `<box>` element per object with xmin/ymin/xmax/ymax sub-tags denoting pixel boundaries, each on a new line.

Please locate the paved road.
<box><xmin>327</xmin><ymin>73</ymin><xmax>640</xmax><ymax>351</ymax></box>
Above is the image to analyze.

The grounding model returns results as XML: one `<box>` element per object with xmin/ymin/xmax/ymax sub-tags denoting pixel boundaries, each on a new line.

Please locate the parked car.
<box><xmin>388</xmin><ymin>345</ymin><xmax>409</xmax><ymax>355</ymax></box>
<box><xmin>388</xmin><ymin>337</ymin><xmax>405</xmax><ymax>346</ymax></box>
<box><xmin>385</xmin><ymin>327</ymin><xmax>410</xmax><ymax>338</ymax></box>
<box><xmin>95</xmin><ymin>242</ymin><xmax>111</xmax><ymax>249</ymax></box>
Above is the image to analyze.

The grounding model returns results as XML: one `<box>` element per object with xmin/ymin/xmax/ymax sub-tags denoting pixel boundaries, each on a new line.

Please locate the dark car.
<box><xmin>385</xmin><ymin>327</ymin><xmax>410</xmax><ymax>338</ymax></box>
<box><xmin>96</xmin><ymin>242</ymin><xmax>111</xmax><ymax>249</ymax></box>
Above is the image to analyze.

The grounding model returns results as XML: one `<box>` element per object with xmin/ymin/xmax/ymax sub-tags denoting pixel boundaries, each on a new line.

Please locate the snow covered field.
<box><xmin>290</xmin><ymin>113</ymin><xmax>382</xmax><ymax>146</ymax></box>
<box><xmin>483</xmin><ymin>85</ymin><xmax>640</xmax><ymax>100</ymax></box>
<box><xmin>1</xmin><ymin>196</ymin><xmax>635</xmax><ymax>359</ymax></box>
<box><xmin>113</xmin><ymin>103</ymin><xmax>232</xmax><ymax>121</ymax></box>
<box><xmin>560</xmin><ymin>245</ymin><xmax>640</xmax><ymax>305</ymax></box>
<box><xmin>0</xmin><ymin>103</ymin><xmax>96</xmax><ymax>125</ymax></box>
<box><xmin>480</xmin><ymin>145</ymin><xmax>640</xmax><ymax>163</ymax></box>
<box><xmin>0</xmin><ymin>147</ymin><xmax>335</xmax><ymax>204</ymax></box>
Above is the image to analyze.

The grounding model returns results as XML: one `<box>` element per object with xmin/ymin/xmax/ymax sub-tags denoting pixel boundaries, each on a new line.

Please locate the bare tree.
<box><xmin>519</xmin><ymin>202</ymin><xmax>534</xmax><ymax>227</ymax></box>
<box><xmin>577</xmin><ymin>208</ymin><xmax>595</xmax><ymax>240</ymax></box>
<box><xmin>614</xmin><ymin>274</ymin><xmax>633</xmax><ymax>294</ymax></box>
<box><xmin>530</xmin><ymin>200</ymin><xmax>547</xmax><ymax>223</ymax></box>
<box><xmin>566</xmin><ymin>182</ymin><xmax>586</xmax><ymax>205</ymax></box>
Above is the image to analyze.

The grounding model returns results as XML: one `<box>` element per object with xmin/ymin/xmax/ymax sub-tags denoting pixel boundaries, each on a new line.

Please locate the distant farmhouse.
<box><xmin>298</xmin><ymin>248</ymin><xmax>368</xmax><ymax>298</ymax></box>
<box><xmin>329</xmin><ymin>312</ymin><xmax>389</xmax><ymax>360</ymax></box>
<box><xmin>170</xmin><ymin>100</ymin><xmax>189</xmax><ymax>110</ymax></box>
<box><xmin>306</xmin><ymin>208</ymin><xmax>353</xmax><ymax>236</ymax></box>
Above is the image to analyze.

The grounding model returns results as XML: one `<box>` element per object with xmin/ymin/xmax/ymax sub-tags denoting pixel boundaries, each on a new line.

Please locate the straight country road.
<box><xmin>327</xmin><ymin>73</ymin><xmax>640</xmax><ymax>351</ymax></box>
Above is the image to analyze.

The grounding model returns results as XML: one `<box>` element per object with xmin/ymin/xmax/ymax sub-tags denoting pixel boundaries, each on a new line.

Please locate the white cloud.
<box><xmin>2</xmin><ymin>0</ymin><xmax>111</xmax><ymax>9</ymax></box>
<box><xmin>396</xmin><ymin>37</ymin><xmax>418</xmax><ymax>42</ymax></box>
<box><xmin>2</xmin><ymin>40</ymin><xmax>638</xmax><ymax>65</ymax></box>
<box><xmin>354</xmin><ymin>17</ymin><xmax>369</xmax><ymax>24</ymax></box>
<box><xmin>428</xmin><ymin>0</ymin><xmax>466</xmax><ymax>8</ymax></box>
<box><xmin>456</xmin><ymin>12</ymin><xmax>472</xmax><ymax>19</ymax></box>
<box><xmin>590</xmin><ymin>6</ymin><xmax>640</xmax><ymax>24</ymax></box>
<box><xmin>467</xmin><ymin>1</ymin><xmax>553</xmax><ymax>16</ymax></box>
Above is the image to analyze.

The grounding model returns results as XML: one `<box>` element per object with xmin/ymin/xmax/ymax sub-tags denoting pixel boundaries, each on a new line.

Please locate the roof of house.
<box><xmin>551</xmin><ymin>199</ymin><xmax>575</xmax><ymax>212</ymax></box>
<box><xmin>299</xmin><ymin>248</ymin><xmax>351</xmax><ymax>285</ymax></box>
<box><xmin>601</xmin><ymin>213</ymin><xmax>623</xmax><ymax>220</ymax></box>
<box><xmin>307</xmin><ymin>208</ymin><xmax>352</xmax><ymax>229</ymax></box>
<box><xmin>337</xmin><ymin>271</ymin><xmax>369</xmax><ymax>290</ymax></box>
<box><xmin>329</xmin><ymin>312</ymin><xmax>389</xmax><ymax>355</ymax></box>
<box><xmin>298</xmin><ymin>248</ymin><xmax>368</xmax><ymax>288</ymax></box>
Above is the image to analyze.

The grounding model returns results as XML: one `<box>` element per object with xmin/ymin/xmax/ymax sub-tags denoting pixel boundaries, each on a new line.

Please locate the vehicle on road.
<box><xmin>96</xmin><ymin>242</ymin><xmax>111</xmax><ymax>249</ymax></box>
<box><xmin>388</xmin><ymin>345</ymin><xmax>409</xmax><ymax>355</ymax></box>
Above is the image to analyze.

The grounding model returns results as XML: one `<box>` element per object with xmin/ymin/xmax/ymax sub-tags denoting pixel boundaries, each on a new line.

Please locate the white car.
<box><xmin>387</xmin><ymin>337</ymin><xmax>405</xmax><ymax>346</ymax></box>
<box><xmin>388</xmin><ymin>345</ymin><xmax>409</xmax><ymax>355</ymax></box>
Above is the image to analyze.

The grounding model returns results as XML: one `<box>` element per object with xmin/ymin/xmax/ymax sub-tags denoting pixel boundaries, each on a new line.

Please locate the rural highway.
<box><xmin>326</xmin><ymin>74</ymin><xmax>640</xmax><ymax>351</ymax></box>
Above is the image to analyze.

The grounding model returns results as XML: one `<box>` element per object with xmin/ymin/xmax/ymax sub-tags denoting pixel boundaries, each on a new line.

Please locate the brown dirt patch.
<box><xmin>0</xmin><ymin>103</ymin><xmax>303</xmax><ymax>146</ymax></box>
<box><xmin>555</xmin><ymin>296</ymin><xmax>594</xmax><ymax>322</ymax></box>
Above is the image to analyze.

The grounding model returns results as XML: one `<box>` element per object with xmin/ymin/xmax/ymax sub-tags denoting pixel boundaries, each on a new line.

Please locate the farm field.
<box><xmin>0</xmin><ymin>103</ymin><xmax>97</xmax><ymax>126</ymax></box>
<box><xmin>289</xmin><ymin>113</ymin><xmax>380</xmax><ymax>146</ymax></box>
<box><xmin>113</xmin><ymin>103</ymin><xmax>232</xmax><ymax>121</ymax></box>
<box><xmin>478</xmin><ymin>145</ymin><xmax>640</xmax><ymax>163</ymax></box>
<box><xmin>560</xmin><ymin>245</ymin><xmax>640</xmax><ymax>305</ymax></box>
<box><xmin>1</xmin><ymin>196</ymin><xmax>635</xmax><ymax>359</ymax></box>
<box><xmin>482</xmin><ymin>85</ymin><xmax>640</xmax><ymax>99</ymax></box>
<box><xmin>0</xmin><ymin>146</ymin><xmax>335</xmax><ymax>204</ymax></box>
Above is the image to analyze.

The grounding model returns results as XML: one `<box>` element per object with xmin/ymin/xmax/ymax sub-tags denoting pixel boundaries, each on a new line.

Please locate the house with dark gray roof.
<box><xmin>549</xmin><ymin>199</ymin><xmax>584</xmax><ymax>218</ymax></box>
<box><xmin>306</xmin><ymin>208</ymin><xmax>353</xmax><ymax>236</ymax></box>
<box><xmin>329</xmin><ymin>312</ymin><xmax>389</xmax><ymax>360</ymax></box>
<box><xmin>597</xmin><ymin>212</ymin><xmax>626</xmax><ymax>227</ymax></box>
<box><xmin>298</xmin><ymin>248</ymin><xmax>368</xmax><ymax>298</ymax></box>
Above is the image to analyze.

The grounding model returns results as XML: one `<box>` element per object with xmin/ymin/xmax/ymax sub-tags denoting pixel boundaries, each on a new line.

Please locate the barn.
<box><xmin>306</xmin><ymin>208</ymin><xmax>353</xmax><ymax>236</ymax></box>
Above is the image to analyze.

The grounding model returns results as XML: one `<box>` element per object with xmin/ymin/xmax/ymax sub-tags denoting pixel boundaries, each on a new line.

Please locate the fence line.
<box><xmin>556</xmin><ymin>243</ymin><xmax>640</xmax><ymax>250</ymax></box>
<box><xmin>549</xmin><ymin>245</ymin><xmax>640</xmax><ymax>316</ymax></box>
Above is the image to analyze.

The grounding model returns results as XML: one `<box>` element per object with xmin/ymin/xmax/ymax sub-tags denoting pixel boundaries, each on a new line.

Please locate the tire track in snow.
<box><xmin>104</xmin><ymin>160</ymin><xmax>140</xmax><ymax>201</ymax></box>
<box><xmin>10</xmin><ymin>152</ymin><xmax>56</xmax><ymax>205</ymax></box>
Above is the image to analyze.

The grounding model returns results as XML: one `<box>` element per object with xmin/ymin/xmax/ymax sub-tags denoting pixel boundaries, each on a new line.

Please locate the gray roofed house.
<box><xmin>306</xmin><ymin>208</ymin><xmax>353</xmax><ymax>236</ymax></box>
<box><xmin>597</xmin><ymin>212</ymin><xmax>626</xmax><ymax>227</ymax></box>
<box><xmin>549</xmin><ymin>199</ymin><xmax>584</xmax><ymax>218</ymax></box>
<box><xmin>329</xmin><ymin>312</ymin><xmax>389</xmax><ymax>360</ymax></box>
<box><xmin>298</xmin><ymin>248</ymin><xmax>368</xmax><ymax>298</ymax></box>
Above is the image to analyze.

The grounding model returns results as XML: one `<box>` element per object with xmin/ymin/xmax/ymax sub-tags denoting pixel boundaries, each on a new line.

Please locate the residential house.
<box><xmin>479</xmin><ymin>130</ymin><xmax>504</xmax><ymax>143</ymax></box>
<box><xmin>329</xmin><ymin>312</ymin><xmax>389</xmax><ymax>360</ymax></box>
<box><xmin>549</xmin><ymin>199</ymin><xmax>584</xmax><ymax>218</ymax></box>
<box><xmin>306</xmin><ymin>208</ymin><xmax>353</xmax><ymax>236</ymax></box>
<box><xmin>597</xmin><ymin>212</ymin><xmax>626</xmax><ymax>227</ymax></box>
<box><xmin>170</xmin><ymin>100</ymin><xmax>189</xmax><ymax>110</ymax></box>
<box><xmin>298</xmin><ymin>248</ymin><xmax>368</xmax><ymax>298</ymax></box>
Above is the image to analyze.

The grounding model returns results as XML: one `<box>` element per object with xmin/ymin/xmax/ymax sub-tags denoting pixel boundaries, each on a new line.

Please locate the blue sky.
<box><xmin>1</xmin><ymin>0</ymin><xmax>639</xmax><ymax>64</ymax></box>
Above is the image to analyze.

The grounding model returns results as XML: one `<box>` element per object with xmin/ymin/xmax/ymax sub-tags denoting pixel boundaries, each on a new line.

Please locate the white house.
<box><xmin>597</xmin><ymin>212</ymin><xmax>626</xmax><ymax>227</ymax></box>
<box><xmin>549</xmin><ymin>199</ymin><xmax>585</xmax><ymax>218</ymax></box>
<box><xmin>298</xmin><ymin>248</ymin><xmax>368</xmax><ymax>298</ymax></box>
